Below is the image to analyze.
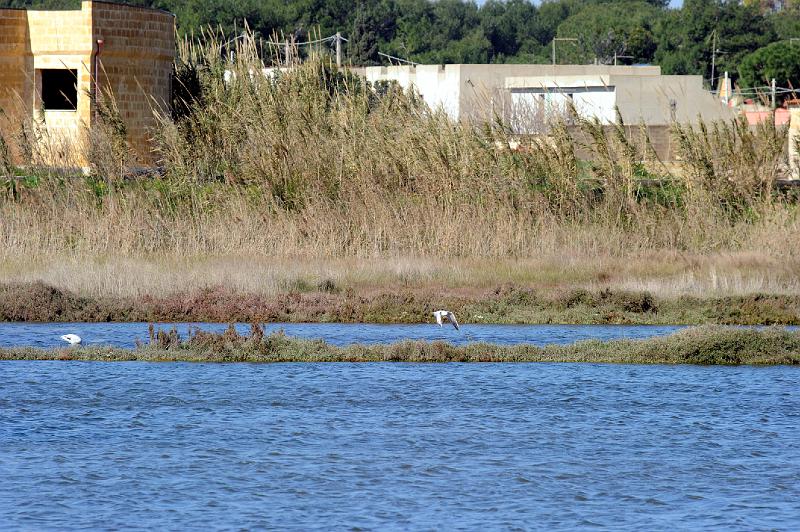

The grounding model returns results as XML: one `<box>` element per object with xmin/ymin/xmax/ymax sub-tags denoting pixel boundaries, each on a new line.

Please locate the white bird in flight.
<box><xmin>60</xmin><ymin>334</ymin><xmax>82</xmax><ymax>345</ymax></box>
<box><xmin>433</xmin><ymin>310</ymin><xmax>460</xmax><ymax>330</ymax></box>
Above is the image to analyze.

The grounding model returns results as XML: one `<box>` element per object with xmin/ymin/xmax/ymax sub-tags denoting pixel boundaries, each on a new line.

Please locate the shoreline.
<box><xmin>1</xmin><ymin>282</ymin><xmax>799</xmax><ymax>326</ymax></box>
<box><xmin>2</xmin><ymin>326</ymin><xmax>799</xmax><ymax>365</ymax></box>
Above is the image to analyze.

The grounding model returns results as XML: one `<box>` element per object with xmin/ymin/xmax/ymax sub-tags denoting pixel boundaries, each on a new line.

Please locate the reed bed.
<box><xmin>1</xmin><ymin>33</ymin><xmax>798</xmax><ymax>301</ymax></box>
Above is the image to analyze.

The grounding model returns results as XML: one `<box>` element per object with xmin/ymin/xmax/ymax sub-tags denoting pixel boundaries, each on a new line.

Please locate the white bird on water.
<box><xmin>433</xmin><ymin>310</ymin><xmax>460</xmax><ymax>330</ymax></box>
<box><xmin>60</xmin><ymin>334</ymin><xmax>82</xmax><ymax>345</ymax></box>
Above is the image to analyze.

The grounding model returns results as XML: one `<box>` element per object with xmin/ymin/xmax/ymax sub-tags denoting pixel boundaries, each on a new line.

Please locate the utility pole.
<box><xmin>335</xmin><ymin>32</ymin><xmax>342</xmax><ymax>67</ymax></box>
<box><xmin>552</xmin><ymin>38</ymin><xmax>578</xmax><ymax>65</ymax></box>
<box><xmin>772</xmin><ymin>78</ymin><xmax>777</xmax><ymax>109</ymax></box>
<box><xmin>710</xmin><ymin>30</ymin><xmax>716</xmax><ymax>90</ymax></box>
<box><xmin>709</xmin><ymin>30</ymin><xmax>725</xmax><ymax>92</ymax></box>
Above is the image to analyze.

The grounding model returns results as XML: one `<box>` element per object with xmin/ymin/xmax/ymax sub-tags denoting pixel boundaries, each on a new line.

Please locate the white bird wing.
<box><xmin>447</xmin><ymin>312</ymin><xmax>460</xmax><ymax>330</ymax></box>
<box><xmin>61</xmin><ymin>334</ymin><xmax>81</xmax><ymax>344</ymax></box>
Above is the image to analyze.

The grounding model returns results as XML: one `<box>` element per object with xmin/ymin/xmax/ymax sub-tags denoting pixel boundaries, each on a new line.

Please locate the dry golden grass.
<box><xmin>1</xmin><ymin>251</ymin><xmax>799</xmax><ymax>300</ymax></box>
<box><xmin>1</xmin><ymin>36</ymin><xmax>798</xmax><ymax>303</ymax></box>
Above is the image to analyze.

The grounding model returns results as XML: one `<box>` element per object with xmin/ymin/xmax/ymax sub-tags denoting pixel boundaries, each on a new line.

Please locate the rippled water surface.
<box><xmin>0</xmin><ymin>322</ymin><xmax>686</xmax><ymax>348</ymax></box>
<box><xmin>1</xmin><ymin>362</ymin><xmax>799</xmax><ymax>529</ymax></box>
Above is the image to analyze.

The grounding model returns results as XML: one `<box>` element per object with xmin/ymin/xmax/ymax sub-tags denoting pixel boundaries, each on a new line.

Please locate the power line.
<box><xmin>378</xmin><ymin>51</ymin><xmax>418</xmax><ymax>66</ymax></box>
<box><xmin>227</xmin><ymin>31</ymin><xmax>418</xmax><ymax>67</ymax></box>
<box><xmin>258</xmin><ymin>35</ymin><xmax>336</xmax><ymax>47</ymax></box>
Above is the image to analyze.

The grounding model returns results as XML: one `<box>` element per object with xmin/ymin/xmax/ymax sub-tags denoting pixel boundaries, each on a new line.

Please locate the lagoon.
<box><xmin>0</xmin><ymin>322</ymin><xmax>686</xmax><ymax>349</ymax></box>
<box><xmin>1</xmin><ymin>361</ymin><xmax>799</xmax><ymax>529</ymax></box>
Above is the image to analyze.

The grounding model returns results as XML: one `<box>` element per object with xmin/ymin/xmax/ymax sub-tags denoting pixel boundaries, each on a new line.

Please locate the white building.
<box><xmin>363</xmin><ymin>64</ymin><xmax>733</xmax><ymax>133</ymax></box>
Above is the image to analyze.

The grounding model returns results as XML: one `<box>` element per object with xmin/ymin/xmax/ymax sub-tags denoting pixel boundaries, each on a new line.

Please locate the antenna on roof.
<box><xmin>378</xmin><ymin>52</ymin><xmax>418</xmax><ymax>66</ymax></box>
<box><xmin>551</xmin><ymin>38</ymin><xmax>577</xmax><ymax>65</ymax></box>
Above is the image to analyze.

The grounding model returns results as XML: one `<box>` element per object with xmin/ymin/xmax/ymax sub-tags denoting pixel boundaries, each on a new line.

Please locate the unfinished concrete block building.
<box><xmin>0</xmin><ymin>0</ymin><xmax>175</xmax><ymax>166</ymax></box>
<box><xmin>364</xmin><ymin>64</ymin><xmax>736</xmax><ymax>162</ymax></box>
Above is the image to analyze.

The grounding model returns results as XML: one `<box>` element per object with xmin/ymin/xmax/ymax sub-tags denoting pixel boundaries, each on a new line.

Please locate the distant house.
<box><xmin>0</xmin><ymin>0</ymin><xmax>175</xmax><ymax>167</ymax></box>
<box><xmin>362</xmin><ymin>63</ymin><xmax>734</xmax><ymax>161</ymax></box>
<box><xmin>363</xmin><ymin>64</ymin><xmax>733</xmax><ymax>129</ymax></box>
<box><xmin>740</xmin><ymin>101</ymin><xmax>791</xmax><ymax>127</ymax></box>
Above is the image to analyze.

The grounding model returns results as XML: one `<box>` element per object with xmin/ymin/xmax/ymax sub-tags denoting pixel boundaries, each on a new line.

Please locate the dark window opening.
<box><xmin>41</xmin><ymin>69</ymin><xmax>78</xmax><ymax>111</ymax></box>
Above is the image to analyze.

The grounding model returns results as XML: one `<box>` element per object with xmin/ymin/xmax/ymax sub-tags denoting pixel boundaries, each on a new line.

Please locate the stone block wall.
<box><xmin>0</xmin><ymin>8</ymin><xmax>31</xmax><ymax>151</ymax></box>
<box><xmin>0</xmin><ymin>1</ymin><xmax>174</xmax><ymax>167</ymax></box>
<box><xmin>27</xmin><ymin>8</ymin><xmax>93</xmax><ymax>165</ymax></box>
<box><xmin>566</xmin><ymin>124</ymin><xmax>675</xmax><ymax>163</ymax></box>
<box><xmin>92</xmin><ymin>1</ymin><xmax>175</xmax><ymax>163</ymax></box>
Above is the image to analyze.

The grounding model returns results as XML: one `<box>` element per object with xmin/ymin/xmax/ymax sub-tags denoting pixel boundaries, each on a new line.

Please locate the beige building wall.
<box><xmin>612</xmin><ymin>74</ymin><xmax>730</xmax><ymax>125</ymax></box>
<box><xmin>459</xmin><ymin>64</ymin><xmax>659</xmax><ymax>124</ymax></box>
<box><xmin>92</xmin><ymin>1</ymin><xmax>174</xmax><ymax>162</ymax></box>
<box><xmin>0</xmin><ymin>8</ymin><xmax>31</xmax><ymax>158</ymax></box>
<box><xmin>788</xmin><ymin>105</ymin><xmax>800</xmax><ymax>179</ymax></box>
<box><xmin>364</xmin><ymin>63</ymin><xmax>733</xmax><ymax>127</ymax></box>
<box><xmin>0</xmin><ymin>0</ymin><xmax>174</xmax><ymax>167</ymax></box>
<box><xmin>0</xmin><ymin>9</ymin><xmax>29</xmax><ymax>111</ymax></box>
<box><xmin>27</xmin><ymin>7</ymin><xmax>93</xmax><ymax>165</ymax></box>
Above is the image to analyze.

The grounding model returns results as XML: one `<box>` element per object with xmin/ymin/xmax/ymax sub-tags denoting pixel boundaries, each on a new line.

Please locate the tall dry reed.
<box><xmin>0</xmin><ymin>33</ymin><xmax>797</xmax><ymax>273</ymax></box>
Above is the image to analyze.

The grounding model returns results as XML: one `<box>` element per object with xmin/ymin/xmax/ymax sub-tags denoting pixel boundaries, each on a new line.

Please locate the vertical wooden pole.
<box><xmin>771</xmin><ymin>78</ymin><xmax>777</xmax><ymax>109</ymax></box>
<box><xmin>335</xmin><ymin>32</ymin><xmax>342</xmax><ymax>68</ymax></box>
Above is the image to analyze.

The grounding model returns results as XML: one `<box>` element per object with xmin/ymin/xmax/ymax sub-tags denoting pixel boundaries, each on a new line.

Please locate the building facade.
<box><xmin>0</xmin><ymin>0</ymin><xmax>175</xmax><ymax>166</ymax></box>
<box><xmin>364</xmin><ymin>64</ymin><xmax>734</xmax><ymax>128</ymax></box>
<box><xmin>363</xmin><ymin>63</ymin><xmax>735</xmax><ymax>162</ymax></box>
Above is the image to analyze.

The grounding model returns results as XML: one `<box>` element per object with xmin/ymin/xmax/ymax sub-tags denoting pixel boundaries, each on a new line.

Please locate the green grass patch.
<box><xmin>2</xmin><ymin>325</ymin><xmax>799</xmax><ymax>365</ymax></box>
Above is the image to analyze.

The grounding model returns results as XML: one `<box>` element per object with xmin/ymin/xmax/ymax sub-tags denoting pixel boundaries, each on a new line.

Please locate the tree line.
<box><xmin>4</xmin><ymin>0</ymin><xmax>800</xmax><ymax>90</ymax></box>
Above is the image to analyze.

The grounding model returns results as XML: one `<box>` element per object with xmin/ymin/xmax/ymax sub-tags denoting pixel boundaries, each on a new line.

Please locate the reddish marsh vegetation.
<box><xmin>1</xmin><ymin>37</ymin><xmax>798</xmax><ymax>320</ymax></box>
<box><xmin>1</xmin><ymin>281</ymin><xmax>798</xmax><ymax>325</ymax></box>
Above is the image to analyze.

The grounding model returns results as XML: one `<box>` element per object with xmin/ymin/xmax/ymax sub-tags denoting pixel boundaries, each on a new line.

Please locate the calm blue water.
<box><xmin>1</xmin><ymin>362</ymin><xmax>799</xmax><ymax>529</ymax></box>
<box><xmin>0</xmin><ymin>322</ymin><xmax>686</xmax><ymax>348</ymax></box>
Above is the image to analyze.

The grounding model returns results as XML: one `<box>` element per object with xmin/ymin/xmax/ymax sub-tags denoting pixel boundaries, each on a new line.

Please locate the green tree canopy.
<box><xmin>556</xmin><ymin>1</ymin><xmax>661</xmax><ymax>64</ymax></box>
<box><xmin>0</xmin><ymin>0</ymin><xmax>793</xmax><ymax>80</ymax></box>
<box><xmin>739</xmin><ymin>41</ymin><xmax>800</xmax><ymax>89</ymax></box>
<box><xmin>654</xmin><ymin>0</ymin><xmax>774</xmax><ymax>85</ymax></box>
<box><xmin>769</xmin><ymin>4</ymin><xmax>800</xmax><ymax>41</ymax></box>
<box><xmin>479</xmin><ymin>0</ymin><xmax>539</xmax><ymax>60</ymax></box>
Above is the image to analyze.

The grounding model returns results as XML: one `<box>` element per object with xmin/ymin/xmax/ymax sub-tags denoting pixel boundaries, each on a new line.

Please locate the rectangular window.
<box><xmin>40</xmin><ymin>69</ymin><xmax>78</xmax><ymax>111</ymax></box>
<box><xmin>509</xmin><ymin>86</ymin><xmax>617</xmax><ymax>133</ymax></box>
